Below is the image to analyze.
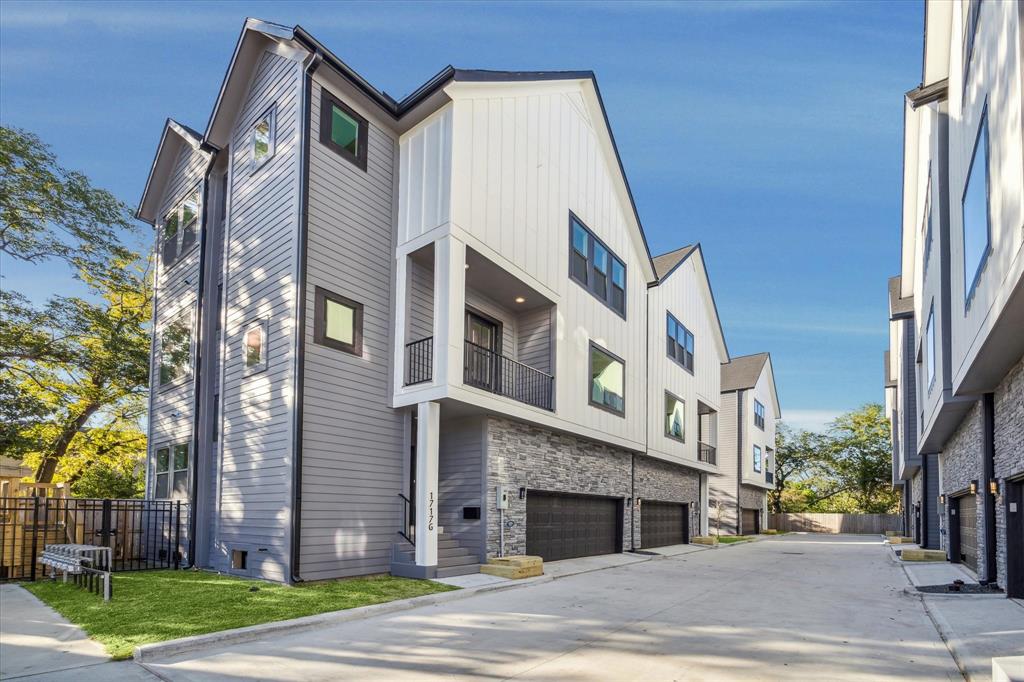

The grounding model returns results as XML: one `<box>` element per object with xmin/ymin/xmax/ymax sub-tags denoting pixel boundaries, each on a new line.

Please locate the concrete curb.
<box><xmin>900</xmin><ymin>585</ymin><xmax>1007</xmax><ymax>600</ymax></box>
<box><xmin>134</xmin><ymin>553</ymin><xmax>659</xmax><ymax>663</ymax></box>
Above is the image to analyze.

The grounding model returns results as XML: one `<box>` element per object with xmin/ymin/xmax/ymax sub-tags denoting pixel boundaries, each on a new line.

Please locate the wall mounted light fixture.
<box><xmin>969</xmin><ymin>480</ymin><xmax>978</xmax><ymax>495</ymax></box>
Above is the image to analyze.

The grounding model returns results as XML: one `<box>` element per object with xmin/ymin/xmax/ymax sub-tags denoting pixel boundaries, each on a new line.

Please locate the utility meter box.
<box><xmin>496</xmin><ymin>486</ymin><xmax>511</xmax><ymax>509</ymax></box>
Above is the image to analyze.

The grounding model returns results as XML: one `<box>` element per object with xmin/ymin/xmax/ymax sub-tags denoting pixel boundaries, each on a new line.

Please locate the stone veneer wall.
<box><xmin>911</xmin><ymin>470</ymin><xmax>924</xmax><ymax>541</ymax></box>
<box><xmin>739</xmin><ymin>485</ymin><xmax>766</xmax><ymax>532</ymax></box>
<box><xmin>485</xmin><ymin>417</ymin><xmax>633</xmax><ymax>558</ymax></box>
<box><xmin>633</xmin><ymin>455</ymin><xmax>701</xmax><ymax>547</ymax></box>
<box><xmin>938</xmin><ymin>402</ymin><xmax>985</xmax><ymax>573</ymax></box>
<box><xmin>994</xmin><ymin>354</ymin><xmax>1024</xmax><ymax>590</ymax></box>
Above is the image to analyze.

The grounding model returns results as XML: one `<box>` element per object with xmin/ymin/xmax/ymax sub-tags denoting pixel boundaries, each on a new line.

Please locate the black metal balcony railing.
<box><xmin>405</xmin><ymin>337</ymin><xmax>433</xmax><ymax>385</ymax></box>
<box><xmin>698</xmin><ymin>442</ymin><xmax>717</xmax><ymax>465</ymax></box>
<box><xmin>464</xmin><ymin>341</ymin><xmax>554</xmax><ymax>411</ymax></box>
<box><xmin>766</xmin><ymin>471</ymin><xmax>774</xmax><ymax>485</ymax></box>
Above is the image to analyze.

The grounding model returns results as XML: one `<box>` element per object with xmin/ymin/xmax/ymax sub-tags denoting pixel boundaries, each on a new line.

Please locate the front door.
<box><xmin>1006</xmin><ymin>479</ymin><xmax>1024</xmax><ymax>599</ymax></box>
<box><xmin>464</xmin><ymin>311</ymin><xmax>500</xmax><ymax>390</ymax></box>
<box><xmin>914</xmin><ymin>503</ymin><xmax>921</xmax><ymax>544</ymax></box>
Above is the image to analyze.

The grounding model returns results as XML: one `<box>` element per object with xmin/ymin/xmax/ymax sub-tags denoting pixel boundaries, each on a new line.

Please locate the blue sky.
<box><xmin>0</xmin><ymin>0</ymin><xmax>922</xmax><ymax>433</ymax></box>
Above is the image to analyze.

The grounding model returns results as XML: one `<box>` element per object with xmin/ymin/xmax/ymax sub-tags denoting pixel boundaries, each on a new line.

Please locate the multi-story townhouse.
<box><xmin>136</xmin><ymin>19</ymin><xmax>756</xmax><ymax>582</ymax></box>
<box><xmin>709</xmin><ymin>353</ymin><xmax>780</xmax><ymax>536</ymax></box>
<box><xmin>891</xmin><ymin>0</ymin><xmax>1023</xmax><ymax>598</ymax></box>
<box><xmin>887</xmin><ymin>276</ymin><xmax>940</xmax><ymax>547</ymax></box>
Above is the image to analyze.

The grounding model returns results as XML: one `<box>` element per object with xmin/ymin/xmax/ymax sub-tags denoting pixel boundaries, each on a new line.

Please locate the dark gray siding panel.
<box><xmin>517</xmin><ymin>306</ymin><xmax>551</xmax><ymax>374</ymax></box>
<box><xmin>298</xmin><ymin>78</ymin><xmax>403</xmax><ymax>581</ymax></box>
<box><xmin>439</xmin><ymin>417</ymin><xmax>485</xmax><ymax>559</ymax></box>
<box><xmin>924</xmin><ymin>453</ymin><xmax>941</xmax><ymax>548</ymax></box>
<box><xmin>215</xmin><ymin>49</ymin><xmax>302</xmax><ymax>582</ymax></box>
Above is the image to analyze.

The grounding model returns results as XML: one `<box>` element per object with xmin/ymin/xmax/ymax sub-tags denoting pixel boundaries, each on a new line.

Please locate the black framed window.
<box><xmin>569</xmin><ymin>213</ymin><xmax>626</xmax><ymax>318</ymax></box>
<box><xmin>320</xmin><ymin>90</ymin><xmax>368</xmax><ymax>171</ymax></box>
<box><xmin>314</xmin><ymin>286</ymin><xmax>363</xmax><ymax>356</ymax></box>
<box><xmin>753</xmin><ymin>444</ymin><xmax>762</xmax><ymax>473</ymax></box>
<box><xmin>962</xmin><ymin>108</ymin><xmax>990</xmax><ymax>309</ymax></box>
<box><xmin>666</xmin><ymin>312</ymin><xmax>694</xmax><ymax>372</ymax></box>
<box><xmin>665</xmin><ymin>391</ymin><xmax>685</xmax><ymax>442</ymax></box>
<box><xmin>250</xmin><ymin>105</ymin><xmax>276</xmax><ymax>173</ymax></box>
<box><xmin>754</xmin><ymin>400</ymin><xmax>766</xmax><ymax>430</ymax></box>
<box><xmin>589</xmin><ymin>342</ymin><xmax>624</xmax><ymax>416</ymax></box>
<box><xmin>161</xmin><ymin>187</ymin><xmax>201</xmax><ymax>268</ymax></box>
<box><xmin>243</xmin><ymin>319</ymin><xmax>268</xmax><ymax>373</ymax></box>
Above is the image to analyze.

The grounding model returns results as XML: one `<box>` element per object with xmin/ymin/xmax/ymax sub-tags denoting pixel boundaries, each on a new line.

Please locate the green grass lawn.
<box><xmin>23</xmin><ymin>569</ymin><xmax>457</xmax><ymax>660</ymax></box>
<box><xmin>716</xmin><ymin>535</ymin><xmax>752</xmax><ymax>544</ymax></box>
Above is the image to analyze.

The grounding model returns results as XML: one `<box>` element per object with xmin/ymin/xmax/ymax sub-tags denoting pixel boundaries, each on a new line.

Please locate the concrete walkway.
<box><xmin>0</xmin><ymin>583</ymin><xmax>155</xmax><ymax>680</ymax></box>
<box><xmin>140</xmin><ymin>535</ymin><xmax>961</xmax><ymax>680</ymax></box>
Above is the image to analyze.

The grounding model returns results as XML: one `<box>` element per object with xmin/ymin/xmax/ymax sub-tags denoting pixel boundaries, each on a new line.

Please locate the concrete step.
<box><xmin>435</xmin><ymin>563</ymin><xmax>481</xmax><ymax>578</ymax></box>
<box><xmin>393</xmin><ymin>546</ymin><xmax>471</xmax><ymax>561</ymax></box>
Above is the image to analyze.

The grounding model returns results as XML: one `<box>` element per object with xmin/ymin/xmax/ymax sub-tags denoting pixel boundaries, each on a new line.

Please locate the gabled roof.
<box><xmin>648</xmin><ymin>243</ymin><xmax>728</xmax><ymax>362</ymax></box>
<box><xmin>721</xmin><ymin>352</ymin><xmax>781</xmax><ymax>418</ymax></box>
<box><xmin>171</xmin><ymin>18</ymin><xmax>657</xmax><ymax>279</ymax></box>
<box><xmin>889</xmin><ymin>276</ymin><xmax>914</xmax><ymax>320</ymax></box>
<box><xmin>721</xmin><ymin>353</ymin><xmax>769</xmax><ymax>392</ymax></box>
<box><xmin>652</xmin><ymin>245</ymin><xmax>696</xmax><ymax>279</ymax></box>
<box><xmin>136</xmin><ymin>119</ymin><xmax>210</xmax><ymax>224</ymax></box>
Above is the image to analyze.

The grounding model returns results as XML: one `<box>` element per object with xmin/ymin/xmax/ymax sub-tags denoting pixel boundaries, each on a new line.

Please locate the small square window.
<box><xmin>314</xmin><ymin>286</ymin><xmax>363</xmax><ymax>355</ymax></box>
<box><xmin>251</xmin><ymin>106</ymin><xmax>275</xmax><ymax>172</ymax></box>
<box><xmin>243</xmin><ymin>319</ymin><xmax>268</xmax><ymax>373</ymax></box>
<box><xmin>320</xmin><ymin>91</ymin><xmax>368</xmax><ymax>171</ymax></box>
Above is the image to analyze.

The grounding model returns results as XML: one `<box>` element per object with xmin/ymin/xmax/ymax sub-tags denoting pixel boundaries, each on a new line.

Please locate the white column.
<box><xmin>393</xmin><ymin>253</ymin><xmax>409</xmax><ymax>395</ymax></box>
<box><xmin>415</xmin><ymin>400</ymin><xmax>440</xmax><ymax>568</ymax></box>
<box><xmin>433</xmin><ymin>235</ymin><xmax>465</xmax><ymax>387</ymax></box>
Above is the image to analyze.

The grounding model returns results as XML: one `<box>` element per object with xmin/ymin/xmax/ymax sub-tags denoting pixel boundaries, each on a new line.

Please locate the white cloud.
<box><xmin>780</xmin><ymin>409</ymin><xmax>844</xmax><ymax>434</ymax></box>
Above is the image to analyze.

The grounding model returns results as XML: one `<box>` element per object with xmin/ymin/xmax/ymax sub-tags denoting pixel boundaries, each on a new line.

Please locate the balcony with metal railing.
<box><xmin>765</xmin><ymin>471</ymin><xmax>774</xmax><ymax>485</ymax></box>
<box><xmin>698</xmin><ymin>442</ymin><xmax>717</xmax><ymax>465</ymax></box>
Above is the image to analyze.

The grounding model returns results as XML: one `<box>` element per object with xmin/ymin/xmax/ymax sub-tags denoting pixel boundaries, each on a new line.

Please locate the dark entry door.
<box><xmin>741</xmin><ymin>508</ymin><xmax>760</xmax><ymax>535</ymax></box>
<box><xmin>1006</xmin><ymin>480</ymin><xmax>1024</xmax><ymax>599</ymax></box>
<box><xmin>464</xmin><ymin>311</ymin><xmax>500</xmax><ymax>390</ymax></box>
<box><xmin>526</xmin><ymin>492</ymin><xmax>621</xmax><ymax>561</ymax></box>
<box><xmin>641</xmin><ymin>502</ymin><xmax>688</xmax><ymax>548</ymax></box>
<box><xmin>914</xmin><ymin>503</ymin><xmax>921</xmax><ymax>544</ymax></box>
<box><xmin>958</xmin><ymin>494</ymin><xmax>978</xmax><ymax>572</ymax></box>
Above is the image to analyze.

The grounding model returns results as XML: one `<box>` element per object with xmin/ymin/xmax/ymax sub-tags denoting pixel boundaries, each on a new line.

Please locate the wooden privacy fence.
<box><xmin>768</xmin><ymin>513</ymin><xmax>902</xmax><ymax>535</ymax></box>
<box><xmin>0</xmin><ymin>497</ymin><xmax>188</xmax><ymax>581</ymax></box>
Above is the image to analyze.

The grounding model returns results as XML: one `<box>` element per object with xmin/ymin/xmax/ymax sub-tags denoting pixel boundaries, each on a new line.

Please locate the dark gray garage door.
<box><xmin>958</xmin><ymin>494</ymin><xmax>978</xmax><ymax>572</ymax></box>
<box><xmin>741</xmin><ymin>508</ymin><xmax>760</xmax><ymax>535</ymax></box>
<box><xmin>640</xmin><ymin>502</ymin><xmax>688</xmax><ymax>549</ymax></box>
<box><xmin>526</xmin><ymin>492</ymin><xmax>621</xmax><ymax>561</ymax></box>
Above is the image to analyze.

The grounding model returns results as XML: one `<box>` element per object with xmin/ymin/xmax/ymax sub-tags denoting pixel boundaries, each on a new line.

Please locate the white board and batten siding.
<box><xmin>646</xmin><ymin>254</ymin><xmax>724</xmax><ymax>469</ymax></box>
<box><xmin>297</xmin><ymin>77</ymin><xmax>405</xmax><ymax>580</ymax></box>
<box><xmin>215</xmin><ymin>49</ymin><xmax>303</xmax><ymax>582</ymax></box>
<box><xmin>146</xmin><ymin>139</ymin><xmax>209</xmax><ymax>516</ymax></box>
<box><xmin>396</xmin><ymin>80</ymin><xmax>650</xmax><ymax>450</ymax></box>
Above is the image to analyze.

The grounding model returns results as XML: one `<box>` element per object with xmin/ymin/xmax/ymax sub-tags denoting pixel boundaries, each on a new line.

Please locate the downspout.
<box><xmin>981</xmin><ymin>392</ymin><xmax>996</xmax><ymax>584</ymax></box>
<box><xmin>289</xmin><ymin>51</ymin><xmax>321</xmax><ymax>584</ymax></box>
<box><xmin>186</xmin><ymin>150</ymin><xmax>218</xmax><ymax>568</ymax></box>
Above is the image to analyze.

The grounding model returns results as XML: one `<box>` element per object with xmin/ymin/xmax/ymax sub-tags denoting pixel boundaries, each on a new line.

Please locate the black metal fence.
<box><xmin>0</xmin><ymin>497</ymin><xmax>187</xmax><ymax>582</ymax></box>
<box><xmin>464</xmin><ymin>340</ymin><xmax>554</xmax><ymax>411</ymax></box>
<box><xmin>405</xmin><ymin>337</ymin><xmax>433</xmax><ymax>385</ymax></box>
<box><xmin>698</xmin><ymin>442</ymin><xmax>717</xmax><ymax>465</ymax></box>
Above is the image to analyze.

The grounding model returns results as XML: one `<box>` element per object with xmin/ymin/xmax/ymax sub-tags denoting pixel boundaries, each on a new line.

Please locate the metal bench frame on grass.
<box><xmin>38</xmin><ymin>544</ymin><xmax>112</xmax><ymax>601</ymax></box>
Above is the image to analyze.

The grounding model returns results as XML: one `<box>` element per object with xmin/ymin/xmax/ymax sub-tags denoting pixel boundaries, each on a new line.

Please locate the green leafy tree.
<box><xmin>823</xmin><ymin>403</ymin><xmax>899</xmax><ymax>513</ymax></box>
<box><xmin>0</xmin><ymin>126</ymin><xmax>138</xmax><ymax>284</ymax></box>
<box><xmin>1</xmin><ymin>126</ymin><xmax>150</xmax><ymax>497</ymax></box>
<box><xmin>770</xmin><ymin>424</ymin><xmax>830</xmax><ymax>512</ymax></box>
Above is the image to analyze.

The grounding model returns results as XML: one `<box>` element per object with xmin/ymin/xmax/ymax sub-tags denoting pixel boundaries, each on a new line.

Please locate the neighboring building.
<box><xmin>891</xmin><ymin>0</ymin><xmax>1023</xmax><ymax>597</ymax></box>
<box><xmin>136</xmin><ymin>19</ymin><xmax>778</xmax><ymax>582</ymax></box>
<box><xmin>710</xmin><ymin>353</ymin><xmax>780</xmax><ymax>535</ymax></box>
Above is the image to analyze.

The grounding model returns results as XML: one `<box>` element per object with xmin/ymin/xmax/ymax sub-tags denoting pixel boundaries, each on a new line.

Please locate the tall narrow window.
<box><xmin>754</xmin><ymin>400</ymin><xmax>766</xmax><ymax>430</ymax></box>
<box><xmin>962</xmin><ymin>111</ymin><xmax>990</xmax><ymax>307</ymax></box>
<box><xmin>161</xmin><ymin>187</ymin><xmax>201</xmax><ymax>268</ymax></box>
<box><xmin>666</xmin><ymin>312</ymin><xmax>694</xmax><ymax>372</ymax></box>
<box><xmin>250</xmin><ymin>105</ymin><xmax>276</xmax><ymax>172</ymax></box>
<box><xmin>160</xmin><ymin>310</ymin><xmax>192</xmax><ymax>386</ymax></box>
<box><xmin>243</xmin><ymin>319</ymin><xmax>268</xmax><ymax>373</ymax></box>
<box><xmin>320</xmin><ymin>91</ymin><xmax>368</xmax><ymax>171</ymax></box>
<box><xmin>925</xmin><ymin>303</ymin><xmax>936</xmax><ymax>389</ymax></box>
<box><xmin>753</xmin><ymin>445</ymin><xmax>762</xmax><ymax>473</ymax></box>
<box><xmin>155</xmin><ymin>444</ymin><xmax>189</xmax><ymax>499</ymax></box>
<box><xmin>665</xmin><ymin>392</ymin><xmax>685</xmax><ymax>442</ymax></box>
<box><xmin>568</xmin><ymin>214</ymin><xmax>626</xmax><ymax>318</ymax></box>
<box><xmin>314</xmin><ymin>286</ymin><xmax>363</xmax><ymax>356</ymax></box>
<box><xmin>589</xmin><ymin>342</ymin><xmax>625</xmax><ymax>416</ymax></box>
<box><xmin>161</xmin><ymin>209</ymin><xmax>179</xmax><ymax>267</ymax></box>
<box><xmin>179</xmin><ymin>189</ymin><xmax>199</xmax><ymax>253</ymax></box>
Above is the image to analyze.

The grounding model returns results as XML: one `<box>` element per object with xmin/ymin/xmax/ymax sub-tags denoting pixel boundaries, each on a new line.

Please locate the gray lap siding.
<box><xmin>296</xmin><ymin>78</ymin><xmax>403</xmax><ymax>581</ymax></box>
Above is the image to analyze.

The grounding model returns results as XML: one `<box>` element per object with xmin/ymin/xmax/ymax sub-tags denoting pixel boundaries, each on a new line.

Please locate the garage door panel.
<box><xmin>526</xmin><ymin>492</ymin><xmax>620</xmax><ymax>561</ymax></box>
<box><xmin>959</xmin><ymin>495</ymin><xmax>978</xmax><ymax>572</ymax></box>
<box><xmin>641</xmin><ymin>502</ymin><xmax>688</xmax><ymax>549</ymax></box>
<box><xmin>741</xmin><ymin>508</ymin><xmax>759</xmax><ymax>535</ymax></box>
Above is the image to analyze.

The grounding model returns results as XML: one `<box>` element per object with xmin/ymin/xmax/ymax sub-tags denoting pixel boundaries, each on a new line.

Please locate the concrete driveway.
<box><xmin>142</xmin><ymin>535</ymin><xmax>961</xmax><ymax>681</ymax></box>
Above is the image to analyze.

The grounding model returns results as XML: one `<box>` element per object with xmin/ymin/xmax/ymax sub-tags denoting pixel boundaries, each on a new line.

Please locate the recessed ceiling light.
<box><xmin>515</xmin><ymin>296</ymin><xmax>526</xmax><ymax>304</ymax></box>
<box><xmin>464</xmin><ymin>264</ymin><xmax>470</xmax><ymax>269</ymax></box>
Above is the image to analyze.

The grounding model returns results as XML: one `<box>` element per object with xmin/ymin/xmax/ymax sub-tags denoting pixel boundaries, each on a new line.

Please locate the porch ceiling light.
<box><xmin>514</xmin><ymin>296</ymin><xmax>526</xmax><ymax>303</ymax></box>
